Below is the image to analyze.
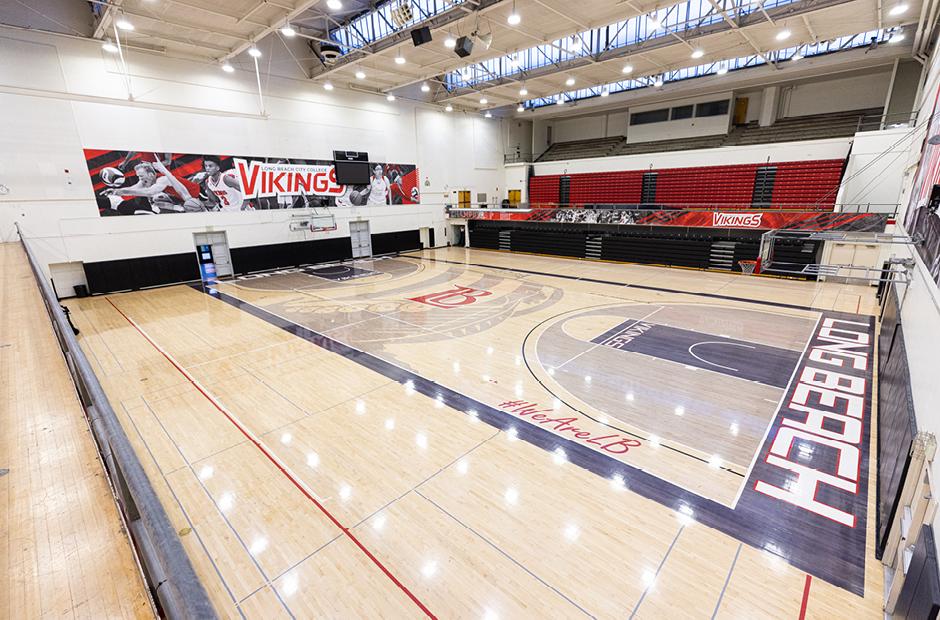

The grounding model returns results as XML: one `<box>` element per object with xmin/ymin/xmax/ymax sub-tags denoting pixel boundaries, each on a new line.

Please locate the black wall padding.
<box><xmin>466</xmin><ymin>220</ymin><xmax>820</xmax><ymax>277</ymax></box>
<box><xmin>511</xmin><ymin>229</ymin><xmax>586</xmax><ymax>257</ymax></box>
<box><xmin>232</xmin><ymin>237</ymin><xmax>351</xmax><ymax>274</ymax></box>
<box><xmin>603</xmin><ymin>235</ymin><xmax>711</xmax><ymax>268</ymax></box>
<box><xmin>732</xmin><ymin>241</ymin><xmax>761</xmax><ymax>272</ymax></box>
<box><xmin>469</xmin><ymin>226</ymin><xmax>501</xmax><ymax>249</ymax></box>
<box><xmin>84</xmin><ymin>251</ymin><xmax>200</xmax><ymax>294</ymax></box>
<box><xmin>894</xmin><ymin>526</ymin><xmax>940</xmax><ymax>619</ymax></box>
<box><xmin>876</xmin><ymin>285</ymin><xmax>918</xmax><ymax>558</ymax></box>
<box><xmin>372</xmin><ymin>230</ymin><xmax>421</xmax><ymax>255</ymax></box>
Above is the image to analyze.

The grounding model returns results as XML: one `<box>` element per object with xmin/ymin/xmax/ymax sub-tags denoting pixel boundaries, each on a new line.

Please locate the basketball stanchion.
<box><xmin>738</xmin><ymin>259</ymin><xmax>759</xmax><ymax>275</ymax></box>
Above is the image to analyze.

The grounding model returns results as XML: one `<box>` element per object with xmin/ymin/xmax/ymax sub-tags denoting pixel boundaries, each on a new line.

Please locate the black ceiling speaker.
<box><xmin>411</xmin><ymin>26</ymin><xmax>432</xmax><ymax>46</ymax></box>
<box><xmin>454</xmin><ymin>35</ymin><xmax>474</xmax><ymax>58</ymax></box>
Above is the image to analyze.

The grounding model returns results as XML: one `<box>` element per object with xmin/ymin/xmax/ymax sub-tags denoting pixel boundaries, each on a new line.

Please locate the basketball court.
<box><xmin>53</xmin><ymin>248</ymin><xmax>880</xmax><ymax>617</ymax></box>
<box><xmin>4</xmin><ymin>0</ymin><xmax>940</xmax><ymax>617</ymax></box>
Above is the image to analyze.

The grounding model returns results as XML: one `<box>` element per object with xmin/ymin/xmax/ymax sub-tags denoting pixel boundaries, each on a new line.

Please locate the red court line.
<box><xmin>105</xmin><ymin>297</ymin><xmax>437</xmax><ymax>619</ymax></box>
<box><xmin>798</xmin><ymin>574</ymin><xmax>812</xmax><ymax>620</ymax></box>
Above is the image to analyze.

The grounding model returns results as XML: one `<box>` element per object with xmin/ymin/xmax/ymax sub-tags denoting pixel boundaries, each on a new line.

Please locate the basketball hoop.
<box><xmin>738</xmin><ymin>259</ymin><xmax>758</xmax><ymax>275</ymax></box>
<box><xmin>308</xmin><ymin>214</ymin><xmax>337</xmax><ymax>233</ymax></box>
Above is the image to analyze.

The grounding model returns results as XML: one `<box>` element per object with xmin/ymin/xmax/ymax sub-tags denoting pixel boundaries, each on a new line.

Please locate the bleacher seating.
<box><xmin>725</xmin><ymin>108</ymin><xmax>882</xmax><ymax>146</ymax></box>
<box><xmin>535</xmin><ymin>136</ymin><xmax>623</xmax><ymax>162</ymax></box>
<box><xmin>534</xmin><ymin>108</ymin><xmax>881</xmax><ymax>162</ymax></box>
<box><xmin>609</xmin><ymin>134</ymin><xmax>726</xmax><ymax>157</ymax></box>
<box><xmin>528</xmin><ymin>158</ymin><xmax>846</xmax><ymax>209</ymax></box>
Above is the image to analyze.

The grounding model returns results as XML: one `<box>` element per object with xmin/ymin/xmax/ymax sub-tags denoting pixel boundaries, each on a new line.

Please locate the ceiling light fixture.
<box><xmin>517</xmin><ymin>104</ymin><xmax>525</xmax><ymax>112</ymax></box>
<box><xmin>653</xmin><ymin>76</ymin><xmax>664</xmax><ymax>87</ymax></box>
<box><xmin>323</xmin><ymin>82</ymin><xmax>334</xmax><ymax>90</ymax></box>
<box><xmin>221</xmin><ymin>61</ymin><xmax>235</xmax><ymax>73</ymax></box>
<box><xmin>444</xmin><ymin>34</ymin><xmax>457</xmax><ymax>48</ymax></box>
<box><xmin>479</xmin><ymin>96</ymin><xmax>488</xmax><ymax>104</ymax></box>
<box><xmin>776</xmin><ymin>28</ymin><xmax>791</xmax><ymax>41</ymax></box>
<box><xmin>395</xmin><ymin>53</ymin><xmax>406</xmax><ymax>64</ymax></box>
<box><xmin>421</xmin><ymin>82</ymin><xmax>431</xmax><ymax>92</ymax></box>
<box><xmin>691</xmin><ymin>49</ymin><xmax>704</xmax><ymax>59</ymax></box>
<box><xmin>889</xmin><ymin>3</ymin><xmax>909</xmax><ymax>15</ymax></box>
<box><xmin>622</xmin><ymin>64</ymin><xmax>634</xmax><ymax>74</ymax></box>
<box><xmin>327</xmin><ymin>0</ymin><xmax>343</xmax><ymax>9</ymax></box>
<box><xmin>556</xmin><ymin>97</ymin><xmax>564</xmax><ymax>106</ymax></box>
<box><xmin>280</xmin><ymin>23</ymin><xmax>296</xmax><ymax>37</ymax></box>
<box><xmin>485</xmin><ymin>111</ymin><xmax>493</xmax><ymax>118</ymax></box>
<box><xmin>507</xmin><ymin>0</ymin><xmax>521</xmax><ymax>25</ymax></box>
<box><xmin>355</xmin><ymin>70</ymin><xmax>366</xmax><ymax>79</ymax></box>
<box><xmin>890</xmin><ymin>30</ymin><xmax>906</xmax><ymax>43</ymax></box>
<box><xmin>102</xmin><ymin>40</ymin><xmax>119</xmax><ymax>53</ymax></box>
<box><xmin>386</xmin><ymin>93</ymin><xmax>396</xmax><ymax>101</ymax></box>
<box><xmin>565</xmin><ymin>76</ymin><xmax>575</xmax><ymax>86</ymax></box>
<box><xmin>648</xmin><ymin>14</ymin><xmax>662</xmax><ymax>30</ymax></box>
<box><xmin>716</xmin><ymin>64</ymin><xmax>728</xmax><ymax>75</ymax></box>
<box><xmin>248</xmin><ymin>46</ymin><xmax>262</xmax><ymax>58</ymax></box>
<box><xmin>600</xmin><ymin>89</ymin><xmax>610</xmax><ymax>97</ymax></box>
<box><xmin>519</xmin><ymin>86</ymin><xmax>528</xmax><ymax>96</ymax></box>
<box><xmin>791</xmin><ymin>51</ymin><xmax>804</xmax><ymax>61</ymax></box>
<box><xmin>445</xmin><ymin>104</ymin><xmax>453</xmax><ymax>112</ymax></box>
<box><xmin>115</xmin><ymin>17</ymin><xmax>134</xmax><ymax>31</ymax></box>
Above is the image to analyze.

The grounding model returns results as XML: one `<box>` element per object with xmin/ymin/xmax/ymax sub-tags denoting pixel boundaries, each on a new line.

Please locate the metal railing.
<box><xmin>503</xmin><ymin>153</ymin><xmax>533</xmax><ymax>164</ymax></box>
<box><xmin>451</xmin><ymin>202</ymin><xmax>900</xmax><ymax>215</ymax></box>
<box><xmin>15</xmin><ymin>223</ymin><xmax>217</xmax><ymax>620</ymax></box>
<box><xmin>856</xmin><ymin>110</ymin><xmax>918</xmax><ymax>132</ymax></box>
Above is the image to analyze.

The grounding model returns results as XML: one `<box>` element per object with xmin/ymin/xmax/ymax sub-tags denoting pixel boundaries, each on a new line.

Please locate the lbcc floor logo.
<box><xmin>409</xmin><ymin>285</ymin><xmax>492</xmax><ymax>308</ymax></box>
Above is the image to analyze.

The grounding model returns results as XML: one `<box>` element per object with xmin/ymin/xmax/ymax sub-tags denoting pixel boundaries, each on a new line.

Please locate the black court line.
<box><xmin>198</xmin><ymin>283</ymin><xmax>874</xmax><ymax>596</ymax></box>
<box><xmin>401</xmin><ymin>253</ymin><xmax>866</xmax><ymax>315</ymax></box>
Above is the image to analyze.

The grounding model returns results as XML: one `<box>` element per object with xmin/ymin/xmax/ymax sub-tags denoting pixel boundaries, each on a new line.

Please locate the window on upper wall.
<box><xmin>671</xmin><ymin>105</ymin><xmax>694</xmax><ymax>120</ymax></box>
<box><xmin>630</xmin><ymin>108</ymin><xmax>669</xmax><ymax>125</ymax></box>
<box><xmin>695</xmin><ymin>100</ymin><xmax>730</xmax><ymax>117</ymax></box>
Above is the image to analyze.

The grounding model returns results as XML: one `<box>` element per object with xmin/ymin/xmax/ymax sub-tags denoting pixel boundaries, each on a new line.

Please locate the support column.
<box><xmin>759</xmin><ymin>86</ymin><xmax>779</xmax><ymax>127</ymax></box>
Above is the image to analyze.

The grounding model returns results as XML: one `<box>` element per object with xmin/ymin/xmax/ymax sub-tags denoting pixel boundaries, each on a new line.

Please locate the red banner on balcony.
<box><xmin>448</xmin><ymin>208</ymin><xmax>888</xmax><ymax>232</ymax></box>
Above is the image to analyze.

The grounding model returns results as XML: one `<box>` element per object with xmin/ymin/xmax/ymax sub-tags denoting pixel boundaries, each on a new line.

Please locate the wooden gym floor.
<box><xmin>1</xmin><ymin>243</ymin><xmax>151</xmax><ymax>618</ymax></box>
<box><xmin>56</xmin><ymin>247</ymin><xmax>881</xmax><ymax>618</ymax></box>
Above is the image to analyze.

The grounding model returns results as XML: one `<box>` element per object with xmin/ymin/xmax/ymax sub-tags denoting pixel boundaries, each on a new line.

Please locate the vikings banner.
<box><xmin>449</xmin><ymin>207</ymin><xmax>889</xmax><ymax>232</ymax></box>
<box><xmin>83</xmin><ymin>149</ymin><xmax>419</xmax><ymax>216</ymax></box>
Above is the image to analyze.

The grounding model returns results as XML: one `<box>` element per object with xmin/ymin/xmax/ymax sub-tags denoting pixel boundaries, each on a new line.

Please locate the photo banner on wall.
<box><xmin>83</xmin><ymin>149</ymin><xmax>419</xmax><ymax>216</ymax></box>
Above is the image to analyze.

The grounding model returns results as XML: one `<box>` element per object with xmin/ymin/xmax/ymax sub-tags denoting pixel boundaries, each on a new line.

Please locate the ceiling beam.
<box><xmin>307</xmin><ymin>0</ymin><xmax>512</xmax><ymax>79</ymax></box>
<box><xmin>431</xmin><ymin>0</ymin><xmax>858</xmax><ymax>102</ymax></box>
<box><xmin>222</xmin><ymin>0</ymin><xmax>325</xmax><ymax>61</ymax></box>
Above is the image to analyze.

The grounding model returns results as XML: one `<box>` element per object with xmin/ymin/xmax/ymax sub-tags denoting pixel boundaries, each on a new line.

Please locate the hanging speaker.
<box><xmin>454</xmin><ymin>35</ymin><xmax>474</xmax><ymax>58</ymax></box>
<box><xmin>411</xmin><ymin>26</ymin><xmax>432</xmax><ymax>46</ymax></box>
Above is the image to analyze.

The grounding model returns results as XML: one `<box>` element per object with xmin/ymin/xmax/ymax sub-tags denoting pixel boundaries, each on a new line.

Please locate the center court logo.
<box><xmin>408</xmin><ymin>285</ymin><xmax>492</xmax><ymax>309</ymax></box>
<box><xmin>713</xmin><ymin>212</ymin><xmax>763</xmax><ymax>228</ymax></box>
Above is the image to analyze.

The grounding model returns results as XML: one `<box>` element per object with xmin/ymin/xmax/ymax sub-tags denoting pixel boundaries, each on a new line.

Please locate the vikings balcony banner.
<box><xmin>83</xmin><ymin>149</ymin><xmax>420</xmax><ymax>216</ymax></box>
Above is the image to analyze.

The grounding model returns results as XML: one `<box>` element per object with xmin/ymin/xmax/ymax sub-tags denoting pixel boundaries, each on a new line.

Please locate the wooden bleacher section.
<box><xmin>0</xmin><ymin>243</ymin><xmax>151</xmax><ymax>618</ymax></box>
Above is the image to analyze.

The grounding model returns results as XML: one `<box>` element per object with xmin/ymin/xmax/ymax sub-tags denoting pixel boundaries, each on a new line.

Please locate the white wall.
<box><xmin>779</xmin><ymin>70</ymin><xmax>892</xmax><ymax>118</ymax></box>
<box><xmin>552</xmin><ymin>115</ymin><xmax>607</xmax><ymax>142</ymax></box>
<box><xmin>0</xmin><ymin>29</ymin><xmax>504</xmax><ymax>282</ymax></box>
<box><xmin>881</xmin><ymin>45</ymin><xmax>940</xmax><ymax>565</ymax></box>
<box><xmin>532</xmin><ymin>137</ymin><xmax>853</xmax><ymax>176</ymax></box>
<box><xmin>504</xmin><ymin>164</ymin><xmax>529</xmax><ymax>202</ymax></box>
<box><xmin>837</xmin><ymin>127</ymin><xmax>919</xmax><ymax>210</ymax></box>
<box><xmin>626</xmin><ymin>92</ymin><xmax>732</xmax><ymax>143</ymax></box>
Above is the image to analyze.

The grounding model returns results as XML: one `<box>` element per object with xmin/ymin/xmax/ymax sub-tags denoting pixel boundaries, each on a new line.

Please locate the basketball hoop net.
<box><xmin>738</xmin><ymin>259</ymin><xmax>759</xmax><ymax>275</ymax></box>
